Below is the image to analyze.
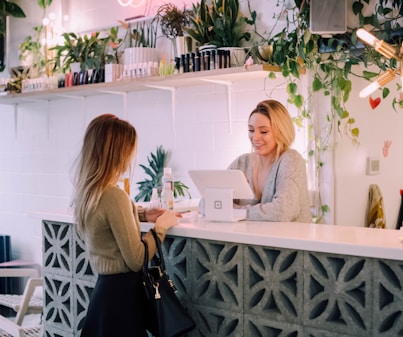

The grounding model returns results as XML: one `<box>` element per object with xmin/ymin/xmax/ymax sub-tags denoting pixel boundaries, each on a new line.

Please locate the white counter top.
<box><xmin>32</xmin><ymin>209</ymin><xmax>403</xmax><ymax>261</ymax></box>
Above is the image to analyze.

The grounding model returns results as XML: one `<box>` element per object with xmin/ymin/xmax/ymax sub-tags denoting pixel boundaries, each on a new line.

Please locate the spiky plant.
<box><xmin>135</xmin><ymin>145</ymin><xmax>191</xmax><ymax>202</ymax></box>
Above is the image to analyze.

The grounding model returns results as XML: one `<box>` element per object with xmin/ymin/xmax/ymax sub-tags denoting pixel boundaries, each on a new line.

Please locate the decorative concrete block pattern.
<box><xmin>191</xmin><ymin>239</ymin><xmax>243</xmax><ymax>311</ymax></box>
<box><xmin>73</xmin><ymin>231</ymin><xmax>95</xmax><ymax>282</ymax></box>
<box><xmin>244</xmin><ymin>246</ymin><xmax>303</xmax><ymax>325</ymax></box>
<box><xmin>192</xmin><ymin>303</ymin><xmax>243</xmax><ymax>337</ymax></box>
<box><xmin>160</xmin><ymin>235</ymin><xmax>193</xmax><ymax>301</ymax></box>
<box><xmin>43</xmin><ymin>326</ymin><xmax>74</xmax><ymax>337</ymax></box>
<box><xmin>304</xmin><ymin>326</ymin><xmax>356</xmax><ymax>337</ymax></box>
<box><xmin>42</xmin><ymin>222</ymin><xmax>403</xmax><ymax>337</ymax></box>
<box><xmin>303</xmin><ymin>252</ymin><xmax>373</xmax><ymax>336</ymax></box>
<box><xmin>372</xmin><ymin>259</ymin><xmax>403</xmax><ymax>337</ymax></box>
<box><xmin>73</xmin><ymin>278</ymin><xmax>95</xmax><ymax>334</ymax></box>
<box><xmin>43</xmin><ymin>273</ymin><xmax>74</xmax><ymax>334</ymax></box>
<box><xmin>43</xmin><ymin>221</ymin><xmax>73</xmax><ymax>277</ymax></box>
<box><xmin>245</xmin><ymin>313</ymin><xmax>302</xmax><ymax>336</ymax></box>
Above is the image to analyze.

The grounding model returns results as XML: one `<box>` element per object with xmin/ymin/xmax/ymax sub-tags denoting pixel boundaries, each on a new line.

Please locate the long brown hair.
<box><xmin>249</xmin><ymin>100</ymin><xmax>295</xmax><ymax>159</ymax></box>
<box><xmin>72</xmin><ymin>114</ymin><xmax>137</xmax><ymax>231</ymax></box>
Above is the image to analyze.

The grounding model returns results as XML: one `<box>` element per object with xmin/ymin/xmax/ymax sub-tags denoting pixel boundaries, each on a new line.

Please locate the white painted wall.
<box><xmin>0</xmin><ymin>0</ymin><xmax>402</xmax><ymax>266</ymax></box>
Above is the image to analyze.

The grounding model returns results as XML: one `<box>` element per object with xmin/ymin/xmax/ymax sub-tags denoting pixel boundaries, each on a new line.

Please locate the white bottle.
<box><xmin>162</xmin><ymin>167</ymin><xmax>174</xmax><ymax>192</ymax></box>
<box><xmin>149</xmin><ymin>188</ymin><xmax>160</xmax><ymax>209</ymax></box>
<box><xmin>161</xmin><ymin>182</ymin><xmax>174</xmax><ymax>210</ymax></box>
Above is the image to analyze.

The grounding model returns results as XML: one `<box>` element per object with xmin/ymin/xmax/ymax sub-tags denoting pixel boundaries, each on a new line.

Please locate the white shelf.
<box><xmin>0</xmin><ymin>64</ymin><xmax>279</xmax><ymax>105</ymax></box>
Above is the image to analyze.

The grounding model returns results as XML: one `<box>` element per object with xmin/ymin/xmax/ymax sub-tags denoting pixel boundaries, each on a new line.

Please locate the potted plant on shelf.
<box><xmin>52</xmin><ymin>31</ymin><xmax>108</xmax><ymax>85</ymax></box>
<box><xmin>104</xmin><ymin>25</ymin><xmax>124</xmax><ymax>82</ymax></box>
<box><xmin>185</xmin><ymin>0</ymin><xmax>255</xmax><ymax>66</ymax></box>
<box><xmin>154</xmin><ymin>3</ymin><xmax>192</xmax><ymax>58</ymax></box>
<box><xmin>121</xmin><ymin>17</ymin><xmax>159</xmax><ymax>75</ymax></box>
<box><xmin>51</xmin><ymin>32</ymin><xmax>86</xmax><ymax>74</ymax></box>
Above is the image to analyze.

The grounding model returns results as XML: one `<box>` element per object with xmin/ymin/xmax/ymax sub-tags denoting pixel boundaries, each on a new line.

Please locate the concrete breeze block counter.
<box><xmin>35</xmin><ymin>210</ymin><xmax>403</xmax><ymax>337</ymax></box>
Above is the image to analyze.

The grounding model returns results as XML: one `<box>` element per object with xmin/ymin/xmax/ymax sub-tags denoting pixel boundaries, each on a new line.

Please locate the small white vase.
<box><xmin>70</xmin><ymin>62</ymin><xmax>81</xmax><ymax>74</ymax></box>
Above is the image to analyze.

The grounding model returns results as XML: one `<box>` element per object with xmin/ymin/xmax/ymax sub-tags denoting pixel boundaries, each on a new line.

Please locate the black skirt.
<box><xmin>80</xmin><ymin>271</ymin><xmax>149</xmax><ymax>337</ymax></box>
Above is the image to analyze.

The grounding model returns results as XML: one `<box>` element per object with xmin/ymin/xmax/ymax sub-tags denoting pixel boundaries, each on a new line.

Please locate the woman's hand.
<box><xmin>145</xmin><ymin>208</ymin><xmax>165</xmax><ymax>222</ymax></box>
<box><xmin>154</xmin><ymin>210</ymin><xmax>181</xmax><ymax>230</ymax></box>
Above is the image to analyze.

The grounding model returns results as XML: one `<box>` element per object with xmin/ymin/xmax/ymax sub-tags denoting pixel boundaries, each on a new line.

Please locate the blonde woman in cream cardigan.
<box><xmin>229</xmin><ymin>100</ymin><xmax>312</xmax><ymax>223</ymax></box>
<box><xmin>72</xmin><ymin>114</ymin><xmax>179</xmax><ymax>337</ymax></box>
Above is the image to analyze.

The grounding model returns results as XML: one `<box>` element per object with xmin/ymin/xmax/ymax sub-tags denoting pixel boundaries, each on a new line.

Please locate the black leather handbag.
<box><xmin>142</xmin><ymin>229</ymin><xmax>196</xmax><ymax>337</ymax></box>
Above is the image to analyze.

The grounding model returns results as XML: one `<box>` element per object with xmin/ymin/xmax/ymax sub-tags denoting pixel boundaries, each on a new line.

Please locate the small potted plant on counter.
<box><xmin>135</xmin><ymin>145</ymin><xmax>190</xmax><ymax>202</ymax></box>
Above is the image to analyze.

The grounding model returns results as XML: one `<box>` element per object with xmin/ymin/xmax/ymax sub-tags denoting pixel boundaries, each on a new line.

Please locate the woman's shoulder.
<box><xmin>278</xmin><ymin>149</ymin><xmax>306</xmax><ymax>171</ymax></box>
<box><xmin>280</xmin><ymin>149</ymin><xmax>305</xmax><ymax>162</ymax></box>
<box><xmin>101</xmin><ymin>185</ymin><xmax>130</xmax><ymax>204</ymax></box>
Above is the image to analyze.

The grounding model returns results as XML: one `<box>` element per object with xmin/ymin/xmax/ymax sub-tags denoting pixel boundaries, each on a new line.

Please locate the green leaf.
<box><xmin>363</xmin><ymin>71</ymin><xmax>379</xmax><ymax>80</ymax></box>
<box><xmin>293</xmin><ymin>116</ymin><xmax>304</xmax><ymax>128</ymax></box>
<box><xmin>37</xmin><ymin>0</ymin><xmax>52</xmax><ymax>9</ymax></box>
<box><xmin>321</xmin><ymin>204</ymin><xmax>329</xmax><ymax>213</ymax></box>
<box><xmin>312</xmin><ymin>77</ymin><xmax>322</xmax><ymax>92</ymax></box>
<box><xmin>382</xmin><ymin>87</ymin><xmax>390</xmax><ymax>99</ymax></box>
<box><xmin>351</xmin><ymin>128</ymin><xmax>359</xmax><ymax>138</ymax></box>
<box><xmin>268</xmin><ymin>72</ymin><xmax>276</xmax><ymax>79</ymax></box>
<box><xmin>287</xmin><ymin>82</ymin><xmax>297</xmax><ymax>95</ymax></box>
<box><xmin>4</xmin><ymin>2</ymin><xmax>25</xmax><ymax>17</ymax></box>
<box><xmin>294</xmin><ymin>94</ymin><xmax>304</xmax><ymax>109</ymax></box>
<box><xmin>352</xmin><ymin>1</ymin><xmax>364</xmax><ymax>15</ymax></box>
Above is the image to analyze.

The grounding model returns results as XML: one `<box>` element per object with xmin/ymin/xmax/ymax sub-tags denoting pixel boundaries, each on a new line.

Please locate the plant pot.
<box><xmin>105</xmin><ymin>64</ymin><xmax>123</xmax><ymax>82</ymax></box>
<box><xmin>175</xmin><ymin>36</ymin><xmax>186</xmax><ymax>58</ymax></box>
<box><xmin>70</xmin><ymin>62</ymin><xmax>81</xmax><ymax>74</ymax></box>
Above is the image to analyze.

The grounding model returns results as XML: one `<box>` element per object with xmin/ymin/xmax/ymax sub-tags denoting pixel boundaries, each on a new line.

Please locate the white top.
<box><xmin>31</xmin><ymin>209</ymin><xmax>403</xmax><ymax>261</ymax></box>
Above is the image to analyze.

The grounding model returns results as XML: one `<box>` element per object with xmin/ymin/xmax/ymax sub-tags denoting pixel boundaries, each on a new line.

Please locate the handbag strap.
<box><xmin>150</xmin><ymin>228</ymin><xmax>166</xmax><ymax>271</ymax></box>
<box><xmin>142</xmin><ymin>239</ymin><xmax>150</xmax><ymax>277</ymax></box>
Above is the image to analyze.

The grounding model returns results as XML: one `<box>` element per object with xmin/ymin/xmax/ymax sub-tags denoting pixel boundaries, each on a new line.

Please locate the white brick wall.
<box><xmin>0</xmin><ymin>73</ymin><xmax>302</xmax><ymax>264</ymax></box>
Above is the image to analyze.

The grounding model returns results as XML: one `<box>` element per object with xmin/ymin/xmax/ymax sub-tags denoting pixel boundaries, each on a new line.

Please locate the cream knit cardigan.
<box><xmin>228</xmin><ymin>149</ymin><xmax>312</xmax><ymax>223</ymax></box>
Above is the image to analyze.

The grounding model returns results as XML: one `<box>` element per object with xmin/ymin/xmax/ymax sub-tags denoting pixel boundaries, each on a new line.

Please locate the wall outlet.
<box><xmin>366</xmin><ymin>157</ymin><xmax>380</xmax><ymax>175</ymax></box>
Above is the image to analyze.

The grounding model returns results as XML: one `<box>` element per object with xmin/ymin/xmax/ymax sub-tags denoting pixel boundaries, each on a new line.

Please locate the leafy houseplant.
<box><xmin>17</xmin><ymin>0</ymin><xmax>53</xmax><ymax>78</ymax></box>
<box><xmin>153</xmin><ymin>3</ymin><xmax>192</xmax><ymax>58</ymax></box>
<box><xmin>51</xmin><ymin>33</ymin><xmax>86</xmax><ymax>73</ymax></box>
<box><xmin>185</xmin><ymin>0</ymin><xmax>255</xmax><ymax>48</ymax></box>
<box><xmin>18</xmin><ymin>26</ymin><xmax>45</xmax><ymax>78</ymax></box>
<box><xmin>154</xmin><ymin>3</ymin><xmax>191</xmax><ymax>41</ymax></box>
<box><xmin>52</xmin><ymin>32</ymin><xmax>108</xmax><ymax>73</ymax></box>
<box><xmin>105</xmin><ymin>26</ymin><xmax>124</xmax><ymax>64</ymax></box>
<box><xmin>135</xmin><ymin>145</ymin><xmax>191</xmax><ymax>203</ymax></box>
<box><xmin>122</xmin><ymin>17</ymin><xmax>158</xmax><ymax>48</ymax></box>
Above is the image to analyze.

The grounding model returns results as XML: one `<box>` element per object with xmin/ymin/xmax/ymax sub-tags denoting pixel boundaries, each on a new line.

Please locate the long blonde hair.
<box><xmin>72</xmin><ymin>114</ymin><xmax>137</xmax><ymax>232</ymax></box>
<box><xmin>249</xmin><ymin>100</ymin><xmax>295</xmax><ymax>160</ymax></box>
